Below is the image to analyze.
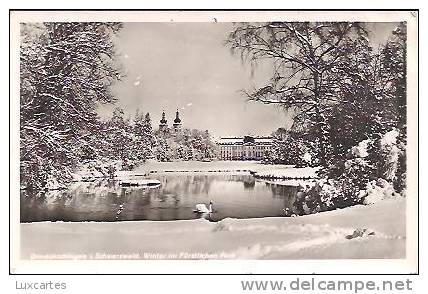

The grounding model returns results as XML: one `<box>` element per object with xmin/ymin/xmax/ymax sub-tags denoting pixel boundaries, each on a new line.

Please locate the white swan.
<box><xmin>195</xmin><ymin>201</ymin><xmax>213</xmax><ymax>213</ymax></box>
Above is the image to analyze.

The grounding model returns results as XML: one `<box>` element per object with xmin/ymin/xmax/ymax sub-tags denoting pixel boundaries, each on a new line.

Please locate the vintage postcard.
<box><xmin>9</xmin><ymin>10</ymin><xmax>418</xmax><ymax>274</ymax></box>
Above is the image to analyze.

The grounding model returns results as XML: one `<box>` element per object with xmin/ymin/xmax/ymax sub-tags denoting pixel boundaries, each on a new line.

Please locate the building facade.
<box><xmin>217</xmin><ymin>136</ymin><xmax>274</xmax><ymax>160</ymax></box>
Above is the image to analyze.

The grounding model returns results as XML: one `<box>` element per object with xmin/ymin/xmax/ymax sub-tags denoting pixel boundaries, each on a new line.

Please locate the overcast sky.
<box><xmin>98</xmin><ymin>22</ymin><xmax>398</xmax><ymax>139</ymax></box>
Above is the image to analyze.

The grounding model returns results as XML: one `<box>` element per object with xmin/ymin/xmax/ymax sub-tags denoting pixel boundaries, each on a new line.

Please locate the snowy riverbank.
<box><xmin>70</xmin><ymin>160</ymin><xmax>319</xmax><ymax>185</ymax></box>
<box><xmin>20</xmin><ymin>198</ymin><xmax>405</xmax><ymax>260</ymax></box>
<box><xmin>122</xmin><ymin>160</ymin><xmax>318</xmax><ymax>181</ymax></box>
<box><xmin>132</xmin><ymin>160</ymin><xmax>295</xmax><ymax>174</ymax></box>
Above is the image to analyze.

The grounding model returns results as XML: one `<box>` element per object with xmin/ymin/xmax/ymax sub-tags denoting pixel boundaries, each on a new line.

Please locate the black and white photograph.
<box><xmin>9</xmin><ymin>10</ymin><xmax>418</xmax><ymax>274</ymax></box>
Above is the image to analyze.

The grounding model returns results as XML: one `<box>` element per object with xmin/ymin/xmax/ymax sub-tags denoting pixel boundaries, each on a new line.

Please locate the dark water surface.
<box><xmin>20</xmin><ymin>174</ymin><xmax>299</xmax><ymax>222</ymax></box>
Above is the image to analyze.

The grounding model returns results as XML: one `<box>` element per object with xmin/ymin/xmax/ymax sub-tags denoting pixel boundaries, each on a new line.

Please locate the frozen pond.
<box><xmin>20</xmin><ymin>174</ymin><xmax>300</xmax><ymax>222</ymax></box>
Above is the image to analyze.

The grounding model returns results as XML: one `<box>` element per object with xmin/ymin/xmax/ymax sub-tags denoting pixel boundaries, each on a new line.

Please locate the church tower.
<box><xmin>173</xmin><ymin>109</ymin><xmax>182</xmax><ymax>132</ymax></box>
<box><xmin>159</xmin><ymin>110</ymin><xmax>168</xmax><ymax>131</ymax></box>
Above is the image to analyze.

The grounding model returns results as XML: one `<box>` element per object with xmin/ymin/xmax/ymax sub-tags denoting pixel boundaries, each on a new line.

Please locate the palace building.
<box><xmin>217</xmin><ymin>136</ymin><xmax>274</xmax><ymax>160</ymax></box>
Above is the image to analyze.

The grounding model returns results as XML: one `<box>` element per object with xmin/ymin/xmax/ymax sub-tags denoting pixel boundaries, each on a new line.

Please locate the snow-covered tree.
<box><xmin>327</xmin><ymin>39</ymin><xmax>398</xmax><ymax>164</ymax></box>
<box><xmin>153</xmin><ymin>127</ymin><xmax>217</xmax><ymax>162</ymax></box>
<box><xmin>154</xmin><ymin>136</ymin><xmax>173</xmax><ymax>162</ymax></box>
<box><xmin>132</xmin><ymin>110</ymin><xmax>155</xmax><ymax>161</ymax></box>
<box><xmin>142</xmin><ymin>113</ymin><xmax>156</xmax><ymax>153</ymax></box>
<box><xmin>20</xmin><ymin>22</ymin><xmax>122</xmax><ymax>190</ymax></box>
<box><xmin>105</xmin><ymin>107</ymin><xmax>135</xmax><ymax>166</ymax></box>
<box><xmin>380</xmin><ymin>23</ymin><xmax>407</xmax><ymax>193</ymax></box>
<box><xmin>326</xmin><ymin>24</ymin><xmax>407</xmax><ymax>188</ymax></box>
<box><xmin>381</xmin><ymin>22</ymin><xmax>406</xmax><ymax>129</ymax></box>
<box><xmin>227</xmin><ymin>22</ymin><xmax>368</xmax><ymax>167</ymax></box>
<box><xmin>232</xmin><ymin>23</ymin><xmax>408</xmax><ymax>213</ymax></box>
<box><xmin>264</xmin><ymin>128</ymin><xmax>317</xmax><ymax>166</ymax></box>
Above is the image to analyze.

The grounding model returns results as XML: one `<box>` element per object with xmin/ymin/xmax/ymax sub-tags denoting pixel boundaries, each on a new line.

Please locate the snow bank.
<box><xmin>260</xmin><ymin>179</ymin><xmax>316</xmax><ymax>187</ymax></box>
<box><xmin>119</xmin><ymin>179</ymin><xmax>161</xmax><ymax>188</ymax></box>
<box><xmin>362</xmin><ymin>178</ymin><xmax>400</xmax><ymax>205</ymax></box>
<box><xmin>253</xmin><ymin>167</ymin><xmax>319</xmax><ymax>180</ymax></box>
<box><xmin>20</xmin><ymin>198</ymin><xmax>405</xmax><ymax>260</ymax></box>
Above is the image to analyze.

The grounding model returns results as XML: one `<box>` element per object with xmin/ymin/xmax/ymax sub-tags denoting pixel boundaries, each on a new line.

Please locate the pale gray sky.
<box><xmin>98</xmin><ymin>22</ymin><xmax>398</xmax><ymax>139</ymax></box>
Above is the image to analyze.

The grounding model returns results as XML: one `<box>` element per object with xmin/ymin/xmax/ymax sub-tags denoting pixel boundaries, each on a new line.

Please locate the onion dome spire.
<box><xmin>160</xmin><ymin>110</ymin><xmax>167</xmax><ymax>125</ymax></box>
<box><xmin>174</xmin><ymin>109</ymin><xmax>181</xmax><ymax>124</ymax></box>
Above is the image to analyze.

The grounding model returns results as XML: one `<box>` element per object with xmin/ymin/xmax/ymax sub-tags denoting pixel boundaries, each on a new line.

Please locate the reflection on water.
<box><xmin>20</xmin><ymin>174</ymin><xmax>299</xmax><ymax>222</ymax></box>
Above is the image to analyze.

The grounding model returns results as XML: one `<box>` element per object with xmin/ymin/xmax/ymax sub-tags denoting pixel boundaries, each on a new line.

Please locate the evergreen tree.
<box><xmin>326</xmin><ymin>24</ymin><xmax>406</xmax><ymax>180</ymax></box>
<box><xmin>142</xmin><ymin>112</ymin><xmax>156</xmax><ymax>156</ymax></box>
<box><xmin>381</xmin><ymin>22</ymin><xmax>406</xmax><ymax>130</ymax></box>
<box><xmin>106</xmin><ymin>107</ymin><xmax>134</xmax><ymax>164</ymax></box>
<box><xmin>153</xmin><ymin>127</ymin><xmax>216</xmax><ymax>162</ymax></box>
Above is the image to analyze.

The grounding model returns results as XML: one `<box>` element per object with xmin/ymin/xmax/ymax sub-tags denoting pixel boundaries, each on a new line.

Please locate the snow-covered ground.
<box><xmin>20</xmin><ymin>198</ymin><xmax>405</xmax><ymax>260</ymax></box>
<box><xmin>253</xmin><ymin>166</ymin><xmax>320</xmax><ymax>179</ymax></box>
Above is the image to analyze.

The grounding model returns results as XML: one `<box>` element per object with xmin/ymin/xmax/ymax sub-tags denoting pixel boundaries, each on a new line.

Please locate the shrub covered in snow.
<box><xmin>361</xmin><ymin>178</ymin><xmax>399</xmax><ymax>205</ymax></box>
<box><xmin>263</xmin><ymin>133</ymin><xmax>318</xmax><ymax>167</ymax></box>
<box><xmin>294</xmin><ymin>129</ymin><xmax>405</xmax><ymax>214</ymax></box>
<box><xmin>21</xmin><ymin>158</ymin><xmax>74</xmax><ymax>192</ymax></box>
<box><xmin>293</xmin><ymin>177</ymin><xmax>361</xmax><ymax>215</ymax></box>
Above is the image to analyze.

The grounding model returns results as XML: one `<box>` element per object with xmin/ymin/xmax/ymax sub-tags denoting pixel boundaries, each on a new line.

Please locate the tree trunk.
<box><xmin>313</xmin><ymin>73</ymin><xmax>328</xmax><ymax>167</ymax></box>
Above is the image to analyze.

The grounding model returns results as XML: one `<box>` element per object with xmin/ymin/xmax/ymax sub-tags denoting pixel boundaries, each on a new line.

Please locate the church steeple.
<box><xmin>173</xmin><ymin>109</ymin><xmax>182</xmax><ymax>131</ymax></box>
<box><xmin>174</xmin><ymin>109</ymin><xmax>181</xmax><ymax>124</ymax></box>
<box><xmin>159</xmin><ymin>110</ymin><xmax>167</xmax><ymax>130</ymax></box>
